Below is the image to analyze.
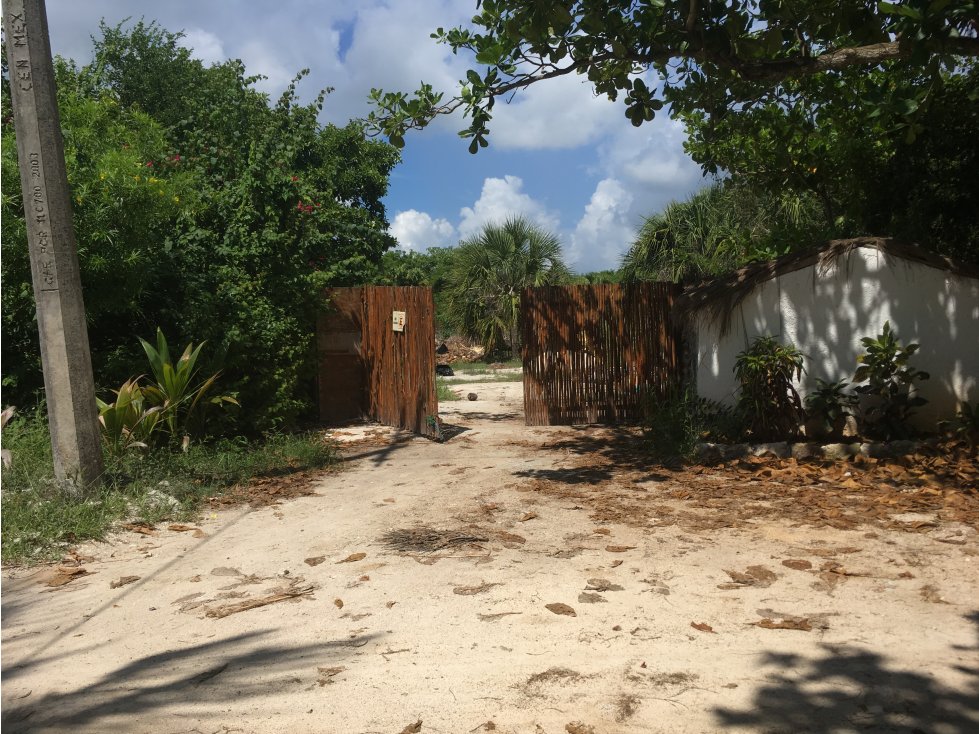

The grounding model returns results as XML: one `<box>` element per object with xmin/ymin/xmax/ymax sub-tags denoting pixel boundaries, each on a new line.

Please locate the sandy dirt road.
<box><xmin>3</xmin><ymin>380</ymin><xmax>978</xmax><ymax>733</ymax></box>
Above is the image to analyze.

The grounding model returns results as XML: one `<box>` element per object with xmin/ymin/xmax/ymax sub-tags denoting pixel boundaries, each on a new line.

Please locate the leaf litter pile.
<box><xmin>206</xmin><ymin>469</ymin><xmax>323</xmax><ymax>509</ymax></box>
<box><xmin>527</xmin><ymin>431</ymin><xmax>979</xmax><ymax>533</ymax></box>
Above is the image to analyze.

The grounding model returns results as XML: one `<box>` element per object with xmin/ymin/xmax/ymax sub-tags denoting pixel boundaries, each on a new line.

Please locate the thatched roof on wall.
<box><xmin>676</xmin><ymin>237</ymin><xmax>979</xmax><ymax>335</ymax></box>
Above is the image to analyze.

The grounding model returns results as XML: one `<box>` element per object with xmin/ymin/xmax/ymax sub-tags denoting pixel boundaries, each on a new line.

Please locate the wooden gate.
<box><xmin>521</xmin><ymin>283</ymin><xmax>683</xmax><ymax>425</ymax></box>
<box><xmin>317</xmin><ymin>286</ymin><xmax>437</xmax><ymax>436</ymax></box>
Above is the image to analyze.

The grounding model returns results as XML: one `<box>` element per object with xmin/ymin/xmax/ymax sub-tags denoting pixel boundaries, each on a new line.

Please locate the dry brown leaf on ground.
<box><xmin>110</xmin><ymin>575</ymin><xmax>140</xmax><ymax>589</ymax></box>
<box><xmin>494</xmin><ymin>531</ymin><xmax>526</xmax><ymax>546</ymax></box>
<box><xmin>611</xmin><ymin>559</ymin><xmax>623</xmax><ymax>568</ymax></box>
<box><xmin>782</xmin><ymin>559</ymin><xmax>813</xmax><ymax>570</ymax></box>
<box><xmin>820</xmin><ymin>561</ymin><xmax>865</xmax><ymax>576</ymax></box>
<box><xmin>519</xmin><ymin>512</ymin><xmax>539</xmax><ymax>522</ymax></box>
<box><xmin>578</xmin><ymin>592</ymin><xmax>606</xmax><ymax>603</ymax></box>
<box><xmin>43</xmin><ymin>567</ymin><xmax>92</xmax><ymax>587</ymax></box>
<box><xmin>605</xmin><ymin>545</ymin><xmax>636</xmax><ymax>553</ymax></box>
<box><xmin>120</xmin><ymin>522</ymin><xmax>157</xmax><ymax>536</ymax></box>
<box><xmin>593</xmin><ymin>528</ymin><xmax>611</xmax><ymax>535</ymax></box>
<box><xmin>61</xmin><ymin>550</ymin><xmax>95</xmax><ymax>566</ymax></box>
<box><xmin>546</xmin><ymin>603</ymin><xmax>577</xmax><ymax>617</ymax></box>
<box><xmin>719</xmin><ymin>565</ymin><xmax>777</xmax><ymax>589</ymax></box>
<box><xmin>167</xmin><ymin>524</ymin><xmax>198</xmax><ymax>532</ymax></box>
<box><xmin>804</xmin><ymin>546</ymin><xmax>862</xmax><ymax>557</ymax></box>
<box><xmin>754</xmin><ymin>617</ymin><xmax>813</xmax><ymax>631</ymax></box>
<box><xmin>453</xmin><ymin>581</ymin><xmax>501</xmax><ymax>596</ymax></box>
<box><xmin>399</xmin><ymin>720</ymin><xmax>422</xmax><ymax>734</ymax></box>
<box><xmin>317</xmin><ymin>665</ymin><xmax>346</xmax><ymax>686</ymax></box>
<box><xmin>691</xmin><ymin>622</ymin><xmax>716</xmax><ymax>633</ymax></box>
<box><xmin>337</xmin><ymin>552</ymin><xmax>366</xmax><ymax>563</ymax></box>
<box><xmin>304</xmin><ymin>556</ymin><xmax>326</xmax><ymax>566</ymax></box>
<box><xmin>585</xmin><ymin>578</ymin><xmax>623</xmax><ymax>591</ymax></box>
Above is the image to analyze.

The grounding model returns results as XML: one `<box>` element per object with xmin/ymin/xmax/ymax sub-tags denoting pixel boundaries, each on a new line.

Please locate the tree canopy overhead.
<box><xmin>367</xmin><ymin>0</ymin><xmax>979</xmax><ymax>150</ymax></box>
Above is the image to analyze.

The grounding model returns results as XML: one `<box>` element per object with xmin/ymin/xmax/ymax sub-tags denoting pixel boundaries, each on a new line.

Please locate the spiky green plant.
<box><xmin>96</xmin><ymin>377</ymin><xmax>162</xmax><ymax>458</ymax></box>
<box><xmin>138</xmin><ymin>328</ymin><xmax>238</xmax><ymax>444</ymax></box>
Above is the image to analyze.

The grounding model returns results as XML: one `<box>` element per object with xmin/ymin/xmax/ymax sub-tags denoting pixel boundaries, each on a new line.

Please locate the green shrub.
<box><xmin>644</xmin><ymin>388</ymin><xmax>743</xmax><ymax>460</ymax></box>
<box><xmin>939</xmin><ymin>401</ymin><xmax>978</xmax><ymax>453</ymax></box>
<box><xmin>852</xmin><ymin>321</ymin><xmax>929</xmax><ymax>440</ymax></box>
<box><xmin>734</xmin><ymin>336</ymin><xmax>805</xmax><ymax>441</ymax></box>
<box><xmin>804</xmin><ymin>378</ymin><xmax>857</xmax><ymax>440</ymax></box>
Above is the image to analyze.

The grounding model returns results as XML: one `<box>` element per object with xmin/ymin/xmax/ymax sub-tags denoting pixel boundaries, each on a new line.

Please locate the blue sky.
<box><xmin>45</xmin><ymin>0</ymin><xmax>708</xmax><ymax>272</ymax></box>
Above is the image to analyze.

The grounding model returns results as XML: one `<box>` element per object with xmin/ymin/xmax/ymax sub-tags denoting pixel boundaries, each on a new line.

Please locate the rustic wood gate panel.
<box><xmin>318</xmin><ymin>286</ymin><xmax>437</xmax><ymax>436</ymax></box>
<box><xmin>317</xmin><ymin>287</ymin><xmax>366</xmax><ymax>425</ymax></box>
<box><xmin>363</xmin><ymin>286</ymin><xmax>437</xmax><ymax>435</ymax></box>
<box><xmin>521</xmin><ymin>283</ymin><xmax>683</xmax><ymax>426</ymax></box>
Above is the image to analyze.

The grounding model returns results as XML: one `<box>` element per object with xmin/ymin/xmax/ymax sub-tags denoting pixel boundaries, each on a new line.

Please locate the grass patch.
<box><xmin>1</xmin><ymin>411</ymin><xmax>339</xmax><ymax>565</ymax></box>
<box><xmin>448</xmin><ymin>359</ymin><xmax>521</xmax><ymax>373</ymax></box>
<box><xmin>447</xmin><ymin>371</ymin><xmax>524</xmax><ymax>384</ymax></box>
<box><xmin>437</xmin><ymin>377</ymin><xmax>461</xmax><ymax>401</ymax></box>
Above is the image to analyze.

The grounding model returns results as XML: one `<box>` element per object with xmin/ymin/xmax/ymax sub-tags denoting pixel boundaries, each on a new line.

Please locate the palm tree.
<box><xmin>445</xmin><ymin>217</ymin><xmax>569</xmax><ymax>356</ymax></box>
<box><xmin>621</xmin><ymin>183</ymin><xmax>829</xmax><ymax>283</ymax></box>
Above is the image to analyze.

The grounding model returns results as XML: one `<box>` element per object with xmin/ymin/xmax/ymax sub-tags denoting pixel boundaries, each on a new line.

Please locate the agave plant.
<box><xmin>96</xmin><ymin>378</ymin><xmax>162</xmax><ymax>458</ymax></box>
<box><xmin>138</xmin><ymin>328</ymin><xmax>238</xmax><ymax>445</ymax></box>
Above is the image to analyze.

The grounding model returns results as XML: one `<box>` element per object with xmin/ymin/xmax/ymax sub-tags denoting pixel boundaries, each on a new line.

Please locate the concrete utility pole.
<box><xmin>5</xmin><ymin>0</ymin><xmax>104</xmax><ymax>489</ymax></box>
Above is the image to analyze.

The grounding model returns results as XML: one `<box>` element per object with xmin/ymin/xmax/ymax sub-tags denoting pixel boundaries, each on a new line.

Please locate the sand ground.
<box><xmin>2</xmin><ymin>379</ymin><xmax>978</xmax><ymax>733</ymax></box>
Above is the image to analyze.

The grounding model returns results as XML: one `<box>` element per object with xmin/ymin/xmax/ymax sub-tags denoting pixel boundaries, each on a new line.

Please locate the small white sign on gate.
<box><xmin>392</xmin><ymin>310</ymin><xmax>406</xmax><ymax>332</ymax></box>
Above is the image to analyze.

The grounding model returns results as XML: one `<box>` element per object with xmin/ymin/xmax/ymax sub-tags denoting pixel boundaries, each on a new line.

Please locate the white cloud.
<box><xmin>600</xmin><ymin>115</ymin><xmax>704</xmax><ymax>193</ymax></box>
<box><xmin>569</xmin><ymin>178</ymin><xmax>636</xmax><ymax>271</ymax></box>
<box><xmin>236</xmin><ymin>39</ymin><xmax>301</xmax><ymax>96</ymax></box>
<box><xmin>390</xmin><ymin>210</ymin><xmax>456</xmax><ymax>251</ymax></box>
<box><xmin>563</xmin><ymin>111</ymin><xmax>706</xmax><ymax>273</ymax></box>
<box><xmin>491</xmin><ymin>69</ymin><xmax>623</xmax><ymax>150</ymax></box>
<box><xmin>458</xmin><ymin>176</ymin><xmax>561</xmax><ymax>239</ymax></box>
<box><xmin>179</xmin><ymin>28</ymin><xmax>225</xmax><ymax>66</ymax></box>
<box><xmin>330</xmin><ymin>0</ymin><xmax>473</xmax><ymax>128</ymax></box>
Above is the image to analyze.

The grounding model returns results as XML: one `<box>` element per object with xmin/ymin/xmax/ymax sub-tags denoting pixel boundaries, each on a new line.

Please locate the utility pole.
<box><xmin>5</xmin><ymin>0</ymin><xmax>104</xmax><ymax>490</ymax></box>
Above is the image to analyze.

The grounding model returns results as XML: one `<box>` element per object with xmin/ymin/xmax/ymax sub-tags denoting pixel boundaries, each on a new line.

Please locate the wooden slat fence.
<box><xmin>521</xmin><ymin>283</ymin><xmax>683</xmax><ymax>425</ymax></box>
<box><xmin>318</xmin><ymin>286</ymin><xmax>437</xmax><ymax>436</ymax></box>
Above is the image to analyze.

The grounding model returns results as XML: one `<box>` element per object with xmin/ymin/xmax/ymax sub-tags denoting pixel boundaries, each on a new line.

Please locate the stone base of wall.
<box><xmin>695</xmin><ymin>438</ymin><xmax>940</xmax><ymax>464</ymax></box>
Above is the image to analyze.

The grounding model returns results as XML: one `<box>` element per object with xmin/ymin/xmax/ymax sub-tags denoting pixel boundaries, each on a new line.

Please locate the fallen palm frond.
<box><xmin>204</xmin><ymin>580</ymin><xmax>316</xmax><ymax>618</ymax></box>
<box><xmin>380</xmin><ymin>526</ymin><xmax>488</xmax><ymax>552</ymax></box>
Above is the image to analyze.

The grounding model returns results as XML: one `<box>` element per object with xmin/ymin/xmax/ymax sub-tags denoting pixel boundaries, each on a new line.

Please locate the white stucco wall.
<box><xmin>695</xmin><ymin>246</ymin><xmax>979</xmax><ymax>428</ymax></box>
